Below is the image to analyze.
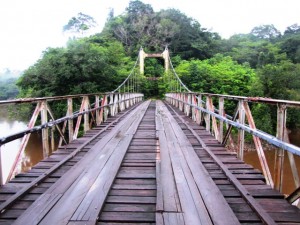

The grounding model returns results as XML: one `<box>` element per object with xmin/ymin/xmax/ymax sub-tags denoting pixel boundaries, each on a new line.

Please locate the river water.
<box><xmin>0</xmin><ymin>107</ymin><xmax>299</xmax><ymax>195</ymax></box>
<box><xmin>0</xmin><ymin>108</ymin><xmax>43</xmax><ymax>182</ymax></box>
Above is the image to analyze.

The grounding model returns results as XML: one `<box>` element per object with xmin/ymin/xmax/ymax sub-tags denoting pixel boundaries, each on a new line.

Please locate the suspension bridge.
<box><xmin>0</xmin><ymin>48</ymin><xmax>300</xmax><ymax>224</ymax></box>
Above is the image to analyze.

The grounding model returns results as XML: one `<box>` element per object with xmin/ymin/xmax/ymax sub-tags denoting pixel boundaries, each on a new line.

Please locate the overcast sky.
<box><xmin>0</xmin><ymin>0</ymin><xmax>299</xmax><ymax>71</ymax></box>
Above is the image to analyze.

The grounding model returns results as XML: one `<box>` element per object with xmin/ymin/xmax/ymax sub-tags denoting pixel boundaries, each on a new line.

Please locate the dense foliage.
<box><xmin>0</xmin><ymin>78</ymin><xmax>19</xmax><ymax>100</ymax></box>
<box><xmin>18</xmin><ymin>37</ymin><xmax>131</xmax><ymax>97</ymax></box>
<box><xmin>0</xmin><ymin>69</ymin><xmax>20</xmax><ymax>100</ymax></box>
<box><xmin>14</xmin><ymin>0</ymin><xmax>300</xmax><ymax>131</ymax></box>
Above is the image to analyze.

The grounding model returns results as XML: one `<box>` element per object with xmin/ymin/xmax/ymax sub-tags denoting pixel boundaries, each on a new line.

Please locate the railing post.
<box><xmin>41</xmin><ymin>101</ymin><xmax>50</xmax><ymax>158</ymax></box>
<box><xmin>238</xmin><ymin>100</ymin><xmax>245</xmax><ymax>160</ymax></box>
<box><xmin>243</xmin><ymin>102</ymin><xmax>274</xmax><ymax>187</ymax></box>
<box><xmin>51</xmin><ymin>123</ymin><xmax>55</xmax><ymax>153</ymax></box>
<box><xmin>83</xmin><ymin>96</ymin><xmax>90</xmax><ymax>132</ymax></box>
<box><xmin>125</xmin><ymin>93</ymin><xmax>129</xmax><ymax>109</ymax></box>
<box><xmin>129</xmin><ymin>93</ymin><xmax>133</xmax><ymax>107</ymax></box>
<box><xmin>172</xmin><ymin>93</ymin><xmax>176</xmax><ymax>106</ymax></box>
<box><xmin>114</xmin><ymin>93</ymin><xmax>119</xmax><ymax>115</ymax></box>
<box><xmin>179</xmin><ymin>93</ymin><xmax>183</xmax><ymax>111</ymax></box>
<box><xmin>208</xmin><ymin>97</ymin><xmax>219</xmax><ymax>140</ymax></box>
<box><xmin>67</xmin><ymin>98</ymin><xmax>74</xmax><ymax>142</ymax></box>
<box><xmin>196</xmin><ymin>95</ymin><xmax>202</xmax><ymax>125</ymax></box>
<box><xmin>109</xmin><ymin>94</ymin><xmax>114</xmax><ymax>116</ymax></box>
<box><xmin>205</xmin><ymin>97</ymin><xmax>211</xmax><ymax>132</ymax></box>
<box><xmin>99</xmin><ymin>95</ymin><xmax>107</xmax><ymax>123</ymax></box>
<box><xmin>184</xmin><ymin>93</ymin><xmax>191</xmax><ymax>116</ymax></box>
<box><xmin>95</xmin><ymin>96</ymin><xmax>101</xmax><ymax>125</ymax></box>
<box><xmin>118</xmin><ymin>94</ymin><xmax>123</xmax><ymax>111</ymax></box>
<box><xmin>219</xmin><ymin>97</ymin><xmax>224</xmax><ymax>143</ymax></box>
<box><xmin>274</xmin><ymin>104</ymin><xmax>287</xmax><ymax>191</ymax></box>
<box><xmin>0</xmin><ymin>147</ymin><xmax>3</xmax><ymax>185</ymax></box>
<box><xmin>191</xmin><ymin>94</ymin><xmax>196</xmax><ymax>122</ymax></box>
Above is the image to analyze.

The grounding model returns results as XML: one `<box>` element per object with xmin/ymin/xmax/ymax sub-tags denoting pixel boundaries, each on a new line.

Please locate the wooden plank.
<box><xmin>12</xmin><ymin>193</ymin><xmax>61</xmax><ymax>224</ymax></box>
<box><xmin>163</xmin><ymin>213</ymin><xmax>185</xmax><ymax>225</ymax></box>
<box><xmin>114</xmin><ymin>179</ymin><xmax>156</xmax><ymax>185</ymax></box>
<box><xmin>159</xmin><ymin>105</ymin><xmax>213</xmax><ymax>224</ymax></box>
<box><xmin>13</xmin><ymin>101</ymin><xmax>150</xmax><ymax>225</ymax></box>
<box><xmin>45</xmin><ymin>101</ymin><xmax>151</xmax><ymax>224</ymax></box>
<box><xmin>106</xmin><ymin>196</ymin><xmax>156</xmax><ymax>204</ymax></box>
<box><xmin>67</xmin><ymin>222</ymin><xmax>94</xmax><ymax>225</ymax></box>
<box><xmin>156</xmin><ymin>213</ymin><xmax>164</xmax><ymax>225</ymax></box>
<box><xmin>112</xmin><ymin>184</ymin><xmax>156</xmax><ymax>190</ymax></box>
<box><xmin>0</xmin><ymin>104</ymin><xmax>136</xmax><ymax>214</ymax></box>
<box><xmin>155</xmin><ymin>105</ymin><xmax>180</xmax><ymax>212</ymax></box>
<box><xmin>109</xmin><ymin>189</ymin><xmax>156</xmax><ymax>196</ymax></box>
<box><xmin>103</xmin><ymin>203</ymin><xmax>155</xmax><ymax>212</ymax></box>
<box><xmin>158</xmin><ymin>100</ymin><xmax>240</xmax><ymax>225</ymax></box>
<box><xmin>157</xmin><ymin>101</ymin><xmax>213</xmax><ymax>225</ymax></box>
<box><xmin>165</xmin><ymin>101</ymin><xmax>278</xmax><ymax>225</ymax></box>
<box><xmin>156</xmin><ymin>160</ymin><xmax>163</xmax><ymax>212</ymax></box>
<box><xmin>99</xmin><ymin>212</ymin><xmax>155</xmax><ymax>222</ymax></box>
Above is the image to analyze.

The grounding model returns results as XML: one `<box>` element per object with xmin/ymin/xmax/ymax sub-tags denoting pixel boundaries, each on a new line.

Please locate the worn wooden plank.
<box><xmin>112</xmin><ymin>184</ymin><xmax>156</xmax><ymax>190</ymax></box>
<box><xmin>163</xmin><ymin>213</ymin><xmax>185</xmax><ymax>225</ymax></box>
<box><xmin>46</xmin><ymin>101</ymin><xmax>150</xmax><ymax>224</ymax></box>
<box><xmin>103</xmin><ymin>203</ymin><xmax>156</xmax><ymax>212</ymax></box>
<box><xmin>13</xmin><ymin>101</ymin><xmax>150</xmax><ymax>225</ymax></box>
<box><xmin>156</xmin><ymin>160</ymin><xmax>163</xmax><ymax>212</ymax></box>
<box><xmin>67</xmin><ymin>221</ymin><xmax>94</xmax><ymax>225</ymax></box>
<box><xmin>106</xmin><ymin>196</ymin><xmax>156</xmax><ymax>204</ymax></box>
<box><xmin>158</xmin><ymin>100</ymin><xmax>240</xmax><ymax>225</ymax></box>
<box><xmin>166</xmin><ymin>101</ymin><xmax>278</xmax><ymax>225</ymax></box>
<box><xmin>157</xmin><ymin>101</ymin><xmax>212</xmax><ymax>225</ymax></box>
<box><xmin>13</xmin><ymin>193</ymin><xmax>61</xmax><ymax>224</ymax></box>
<box><xmin>109</xmin><ymin>189</ymin><xmax>156</xmax><ymax>196</ymax></box>
<box><xmin>156</xmin><ymin>213</ymin><xmax>164</xmax><ymax>225</ymax></box>
<box><xmin>155</xmin><ymin>105</ymin><xmax>180</xmax><ymax>212</ymax></box>
<box><xmin>99</xmin><ymin>212</ymin><xmax>155</xmax><ymax>222</ymax></box>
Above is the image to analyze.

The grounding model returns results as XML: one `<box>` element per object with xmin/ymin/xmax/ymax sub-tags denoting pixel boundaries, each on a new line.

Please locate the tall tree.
<box><xmin>284</xmin><ymin>24</ymin><xmax>300</xmax><ymax>35</ymax></box>
<box><xmin>280</xmin><ymin>34</ymin><xmax>300</xmax><ymax>63</ymax></box>
<box><xmin>63</xmin><ymin>12</ymin><xmax>97</xmax><ymax>37</ymax></box>
<box><xmin>250</xmin><ymin>24</ymin><xmax>281</xmax><ymax>40</ymax></box>
<box><xmin>17</xmin><ymin>37</ymin><xmax>131</xmax><ymax>97</ymax></box>
<box><xmin>104</xmin><ymin>1</ymin><xmax>220</xmax><ymax>59</ymax></box>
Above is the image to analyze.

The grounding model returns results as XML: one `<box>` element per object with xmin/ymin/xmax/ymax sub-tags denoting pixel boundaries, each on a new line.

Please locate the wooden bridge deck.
<box><xmin>0</xmin><ymin>100</ymin><xmax>300</xmax><ymax>225</ymax></box>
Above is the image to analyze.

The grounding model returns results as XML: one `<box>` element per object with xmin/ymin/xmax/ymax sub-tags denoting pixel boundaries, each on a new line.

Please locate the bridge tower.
<box><xmin>139</xmin><ymin>47</ymin><xmax>169</xmax><ymax>74</ymax></box>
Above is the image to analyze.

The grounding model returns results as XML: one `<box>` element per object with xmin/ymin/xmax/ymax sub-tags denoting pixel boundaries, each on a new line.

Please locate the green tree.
<box><xmin>223</xmin><ymin>34</ymin><xmax>286</xmax><ymax>68</ymax></box>
<box><xmin>63</xmin><ymin>12</ymin><xmax>97</xmax><ymax>37</ymax></box>
<box><xmin>284</xmin><ymin>24</ymin><xmax>300</xmax><ymax>35</ymax></box>
<box><xmin>250</xmin><ymin>24</ymin><xmax>281</xmax><ymax>41</ymax></box>
<box><xmin>280</xmin><ymin>34</ymin><xmax>300</xmax><ymax>63</ymax></box>
<box><xmin>257</xmin><ymin>61</ymin><xmax>300</xmax><ymax>100</ymax></box>
<box><xmin>176</xmin><ymin>54</ymin><xmax>256</xmax><ymax>96</ymax></box>
<box><xmin>0</xmin><ymin>78</ymin><xmax>19</xmax><ymax>100</ymax></box>
<box><xmin>17</xmin><ymin>37</ymin><xmax>131</xmax><ymax>97</ymax></box>
<box><xmin>104</xmin><ymin>1</ymin><xmax>221</xmax><ymax>59</ymax></box>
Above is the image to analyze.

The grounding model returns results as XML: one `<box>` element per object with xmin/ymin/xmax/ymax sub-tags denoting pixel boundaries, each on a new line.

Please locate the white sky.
<box><xmin>0</xmin><ymin>0</ymin><xmax>299</xmax><ymax>71</ymax></box>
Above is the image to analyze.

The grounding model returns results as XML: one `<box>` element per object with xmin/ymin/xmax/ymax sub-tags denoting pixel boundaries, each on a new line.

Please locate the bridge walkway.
<box><xmin>0</xmin><ymin>100</ymin><xmax>299</xmax><ymax>224</ymax></box>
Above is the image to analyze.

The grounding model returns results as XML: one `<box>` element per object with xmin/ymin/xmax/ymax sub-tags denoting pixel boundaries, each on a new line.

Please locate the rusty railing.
<box><xmin>0</xmin><ymin>92</ymin><xmax>144</xmax><ymax>185</ymax></box>
<box><xmin>166</xmin><ymin>92</ymin><xmax>300</xmax><ymax>206</ymax></box>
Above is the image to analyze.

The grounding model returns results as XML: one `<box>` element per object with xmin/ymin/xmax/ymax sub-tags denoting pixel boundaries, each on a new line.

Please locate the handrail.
<box><xmin>166</xmin><ymin>93</ymin><xmax>300</xmax><ymax>156</ymax></box>
<box><xmin>0</xmin><ymin>92</ymin><xmax>144</xmax><ymax>185</ymax></box>
<box><xmin>173</xmin><ymin>92</ymin><xmax>300</xmax><ymax>108</ymax></box>
<box><xmin>0</xmin><ymin>93</ymin><xmax>143</xmax><ymax>145</ymax></box>
<box><xmin>0</xmin><ymin>92</ymin><xmax>136</xmax><ymax>105</ymax></box>
<box><xmin>165</xmin><ymin>92</ymin><xmax>300</xmax><ymax>194</ymax></box>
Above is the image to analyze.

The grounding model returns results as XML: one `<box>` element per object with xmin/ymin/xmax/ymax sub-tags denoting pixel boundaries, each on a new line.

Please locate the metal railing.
<box><xmin>0</xmin><ymin>92</ymin><xmax>144</xmax><ymax>185</ymax></box>
<box><xmin>166</xmin><ymin>92</ymin><xmax>300</xmax><ymax>206</ymax></box>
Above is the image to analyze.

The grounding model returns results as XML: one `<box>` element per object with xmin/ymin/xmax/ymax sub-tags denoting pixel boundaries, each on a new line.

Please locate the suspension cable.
<box><xmin>112</xmin><ymin>53</ymin><xmax>140</xmax><ymax>93</ymax></box>
<box><xmin>168</xmin><ymin>53</ymin><xmax>191</xmax><ymax>93</ymax></box>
